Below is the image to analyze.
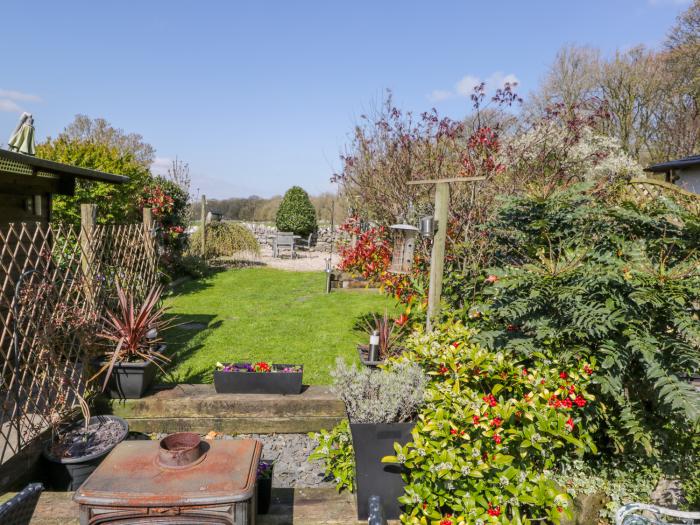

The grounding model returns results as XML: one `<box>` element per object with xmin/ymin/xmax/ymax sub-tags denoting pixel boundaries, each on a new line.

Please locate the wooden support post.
<box><xmin>200</xmin><ymin>194</ymin><xmax>207</xmax><ymax>259</ymax></box>
<box><xmin>80</xmin><ymin>203</ymin><xmax>97</xmax><ymax>305</ymax></box>
<box><xmin>426</xmin><ymin>182</ymin><xmax>450</xmax><ymax>332</ymax></box>
<box><xmin>142</xmin><ymin>207</ymin><xmax>155</xmax><ymax>283</ymax></box>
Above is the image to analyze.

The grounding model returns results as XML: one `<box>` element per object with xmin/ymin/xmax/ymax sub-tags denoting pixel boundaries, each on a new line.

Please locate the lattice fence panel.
<box><xmin>0</xmin><ymin>220</ymin><xmax>157</xmax><ymax>466</ymax></box>
<box><xmin>626</xmin><ymin>178</ymin><xmax>700</xmax><ymax>215</ymax></box>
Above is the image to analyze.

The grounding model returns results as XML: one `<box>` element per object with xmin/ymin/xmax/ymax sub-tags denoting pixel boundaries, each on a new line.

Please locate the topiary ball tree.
<box><xmin>275</xmin><ymin>186</ymin><xmax>317</xmax><ymax>237</ymax></box>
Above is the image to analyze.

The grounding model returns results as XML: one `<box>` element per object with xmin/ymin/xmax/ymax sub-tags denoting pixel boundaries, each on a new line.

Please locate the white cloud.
<box><xmin>427</xmin><ymin>89</ymin><xmax>454</xmax><ymax>103</ymax></box>
<box><xmin>151</xmin><ymin>156</ymin><xmax>172</xmax><ymax>176</ymax></box>
<box><xmin>0</xmin><ymin>99</ymin><xmax>23</xmax><ymax>113</ymax></box>
<box><xmin>455</xmin><ymin>75</ymin><xmax>483</xmax><ymax>97</ymax></box>
<box><xmin>0</xmin><ymin>89</ymin><xmax>42</xmax><ymax>102</ymax></box>
<box><xmin>429</xmin><ymin>72</ymin><xmax>520</xmax><ymax>104</ymax></box>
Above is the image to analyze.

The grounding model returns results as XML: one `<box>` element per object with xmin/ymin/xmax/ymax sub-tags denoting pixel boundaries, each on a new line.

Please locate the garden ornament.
<box><xmin>8</xmin><ymin>112</ymin><xmax>36</xmax><ymax>155</ymax></box>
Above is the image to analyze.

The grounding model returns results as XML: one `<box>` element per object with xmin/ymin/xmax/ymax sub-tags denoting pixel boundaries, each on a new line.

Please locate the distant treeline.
<box><xmin>192</xmin><ymin>192</ymin><xmax>347</xmax><ymax>224</ymax></box>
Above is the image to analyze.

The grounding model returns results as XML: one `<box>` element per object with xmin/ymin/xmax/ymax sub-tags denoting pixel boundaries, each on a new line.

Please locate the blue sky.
<box><xmin>0</xmin><ymin>0</ymin><xmax>691</xmax><ymax>198</ymax></box>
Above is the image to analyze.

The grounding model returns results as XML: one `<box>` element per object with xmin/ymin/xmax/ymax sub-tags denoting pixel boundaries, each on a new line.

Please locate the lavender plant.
<box><xmin>330</xmin><ymin>358</ymin><xmax>426</xmax><ymax>424</ymax></box>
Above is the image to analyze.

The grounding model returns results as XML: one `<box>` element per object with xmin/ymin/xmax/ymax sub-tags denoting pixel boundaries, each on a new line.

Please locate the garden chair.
<box><xmin>272</xmin><ymin>232</ymin><xmax>296</xmax><ymax>258</ymax></box>
<box><xmin>616</xmin><ymin>503</ymin><xmax>700</xmax><ymax>525</ymax></box>
<box><xmin>0</xmin><ymin>483</ymin><xmax>43</xmax><ymax>525</ymax></box>
<box><xmin>296</xmin><ymin>232</ymin><xmax>315</xmax><ymax>251</ymax></box>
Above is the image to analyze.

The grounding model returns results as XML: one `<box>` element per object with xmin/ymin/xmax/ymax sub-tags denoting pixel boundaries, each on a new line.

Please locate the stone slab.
<box><xmin>107</xmin><ymin>384</ymin><xmax>345</xmax><ymax>434</ymax></box>
<box><xmin>13</xmin><ymin>488</ymin><xmax>399</xmax><ymax>525</ymax></box>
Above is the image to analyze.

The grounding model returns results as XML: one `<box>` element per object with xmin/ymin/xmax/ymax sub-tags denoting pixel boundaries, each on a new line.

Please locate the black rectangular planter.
<box><xmin>213</xmin><ymin>364</ymin><xmax>303</xmax><ymax>394</ymax></box>
<box><xmin>350</xmin><ymin>421</ymin><xmax>415</xmax><ymax>520</ymax></box>
<box><xmin>103</xmin><ymin>360</ymin><xmax>157</xmax><ymax>399</ymax></box>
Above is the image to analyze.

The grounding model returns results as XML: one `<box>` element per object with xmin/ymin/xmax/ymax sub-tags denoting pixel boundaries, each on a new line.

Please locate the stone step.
<box><xmin>108</xmin><ymin>384</ymin><xmax>345</xmax><ymax>434</ymax></box>
<box><xmin>3</xmin><ymin>488</ymin><xmax>399</xmax><ymax>524</ymax></box>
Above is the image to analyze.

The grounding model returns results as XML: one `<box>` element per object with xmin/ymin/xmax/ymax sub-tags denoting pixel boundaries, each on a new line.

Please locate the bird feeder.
<box><xmin>389</xmin><ymin>224</ymin><xmax>419</xmax><ymax>274</ymax></box>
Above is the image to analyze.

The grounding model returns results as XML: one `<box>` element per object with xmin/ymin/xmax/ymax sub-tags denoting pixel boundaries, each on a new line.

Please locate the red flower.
<box><xmin>487</xmin><ymin>504</ymin><xmax>501</xmax><ymax>516</ymax></box>
<box><xmin>490</xmin><ymin>417</ymin><xmax>502</xmax><ymax>428</ymax></box>
<box><xmin>486</xmin><ymin>274</ymin><xmax>499</xmax><ymax>283</ymax></box>
<box><xmin>574</xmin><ymin>395</ymin><xmax>587</xmax><ymax>407</ymax></box>
<box><xmin>561</xmin><ymin>398</ymin><xmax>573</xmax><ymax>409</ymax></box>
<box><xmin>559</xmin><ymin>371</ymin><xmax>568</xmax><ymax>379</ymax></box>
<box><xmin>557</xmin><ymin>506</ymin><xmax>564</xmax><ymax>512</ymax></box>
<box><xmin>450</xmin><ymin>428</ymin><xmax>458</xmax><ymax>435</ymax></box>
<box><xmin>492</xmin><ymin>434</ymin><xmax>502</xmax><ymax>444</ymax></box>
<box><xmin>438</xmin><ymin>365</ymin><xmax>449</xmax><ymax>375</ymax></box>
<box><xmin>482</xmin><ymin>394</ymin><xmax>498</xmax><ymax>407</ymax></box>
<box><xmin>440</xmin><ymin>518</ymin><xmax>453</xmax><ymax>525</ymax></box>
<box><xmin>451</xmin><ymin>341</ymin><xmax>460</xmax><ymax>348</ymax></box>
<box><xmin>583</xmin><ymin>364</ymin><xmax>594</xmax><ymax>375</ymax></box>
<box><xmin>472</xmin><ymin>415</ymin><xmax>481</xmax><ymax>426</ymax></box>
<box><xmin>522</xmin><ymin>368</ymin><xmax>528</xmax><ymax>375</ymax></box>
<box><xmin>254</xmin><ymin>362</ymin><xmax>271</xmax><ymax>373</ymax></box>
<box><xmin>565</xmin><ymin>417</ymin><xmax>575</xmax><ymax>432</ymax></box>
<box><xmin>568</xmin><ymin>385</ymin><xmax>576</xmax><ymax>394</ymax></box>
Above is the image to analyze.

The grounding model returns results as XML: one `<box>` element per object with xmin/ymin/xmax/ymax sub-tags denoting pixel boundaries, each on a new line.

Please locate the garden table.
<box><xmin>74</xmin><ymin>438</ymin><xmax>261</xmax><ymax>524</ymax></box>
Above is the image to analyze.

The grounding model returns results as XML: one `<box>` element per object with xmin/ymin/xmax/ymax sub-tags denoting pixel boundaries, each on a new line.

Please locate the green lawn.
<box><xmin>163</xmin><ymin>267</ymin><xmax>396</xmax><ymax>385</ymax></box>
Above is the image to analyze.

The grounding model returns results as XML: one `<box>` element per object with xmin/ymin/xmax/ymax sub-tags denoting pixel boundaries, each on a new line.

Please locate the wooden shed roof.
<box><xmin>0</xmin><ymin>147</ymin><xmax>130</xmax><ymax>185</ymax></box>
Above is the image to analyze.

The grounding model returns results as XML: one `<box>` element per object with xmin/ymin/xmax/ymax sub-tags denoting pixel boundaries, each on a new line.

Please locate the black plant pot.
<box><xmin>42</xmin><ymin>415</ymin><xmax>129</xmax><ymax>491</ymax></box>
<box><xmin>256</xmin><ymin>465</ymin><xmax>274</xmax><ymax>514</ymax></box>
<box><xmin>350</xmin><ymin>421</ymin><xmax>415</xmax><ymax>520</ymax></box>
<box><xmin>213</xmin><ymin>364</ymin><xmax>303</xmax><ymax>394</ymax></box>
<box><xmin>103</xmin><ymin>360</ymin><xmax>157</xmax><ymax>399</ymax></box>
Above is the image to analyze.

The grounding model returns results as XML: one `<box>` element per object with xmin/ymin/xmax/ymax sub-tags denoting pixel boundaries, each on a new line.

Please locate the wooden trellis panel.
<box><xmin>626</xmin><ymin>178</ymin><xmax>700</xmax><ymax>215</ymax></box>
<box><xmin>0</xmin><ymin>218</ymin><xmax>158</xmax><ymax>466</ymax></box>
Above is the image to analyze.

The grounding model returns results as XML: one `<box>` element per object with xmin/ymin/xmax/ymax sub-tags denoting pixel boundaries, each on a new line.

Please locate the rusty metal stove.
<box><xmin>73</xmin><ymin>433</ymin><xmax>261</xmax><ymax>525</ymax></box>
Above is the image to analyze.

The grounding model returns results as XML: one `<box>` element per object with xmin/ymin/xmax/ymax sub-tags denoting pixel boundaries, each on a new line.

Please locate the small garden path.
<box><xmin>163</xmin><ymin>267</ymin><xmax>395</xmax><ymax>385</ymax></box>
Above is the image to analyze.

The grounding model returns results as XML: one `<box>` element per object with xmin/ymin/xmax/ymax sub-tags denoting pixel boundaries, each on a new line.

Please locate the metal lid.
<box><xmin>74</xmin><ymin>439</ymin><xmax>262</xmax><ymax>507</ymax></box>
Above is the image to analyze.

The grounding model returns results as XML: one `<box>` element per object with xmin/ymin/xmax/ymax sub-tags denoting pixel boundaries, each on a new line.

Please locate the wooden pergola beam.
<box><xmin>407</xmin><ymin>176</ymin><xmax>486</xmax><ymax>186</ymax></box>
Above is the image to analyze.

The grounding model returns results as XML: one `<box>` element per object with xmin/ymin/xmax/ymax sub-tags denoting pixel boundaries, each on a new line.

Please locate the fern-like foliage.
<box><xmin>474</xmin><ymin>185</ymin><xmax>700</xmax><ymax>456</ymax></box>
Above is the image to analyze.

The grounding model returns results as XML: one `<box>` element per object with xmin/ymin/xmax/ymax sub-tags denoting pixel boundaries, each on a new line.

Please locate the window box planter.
<box><xmin>350</xmin><ymin>421</ymin><xmax>415</xmax><ymax>520</ymax></box>
<box><xmin>213</xmin><ymin>363</ymin><xmax>303</xmax><ymax>394</ymax></box>
<box><xmin>42</xmin><ymin>415</ymin><xmax>129</xmax><ymax>490</ymax></box>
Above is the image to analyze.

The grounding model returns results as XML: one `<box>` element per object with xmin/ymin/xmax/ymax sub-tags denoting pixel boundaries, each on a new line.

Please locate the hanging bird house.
<box><xmin>389</xmin><ymin>224</ymin><xmax>419</xmax><ymax>274</ymax></box>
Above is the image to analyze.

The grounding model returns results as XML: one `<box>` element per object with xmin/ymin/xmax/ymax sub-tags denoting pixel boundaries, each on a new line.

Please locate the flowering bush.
<box><xmin>384</xmin><ymin>322</ymin><xmax>597</xmax><ymax>524</ymax></box>
<box><xmin>308</xmin><ymin>419</ymin><xmax>355</xmax><ymax>493</ymax></box>
<box><xmin>337</xmin><ymin>217</ymin><xmax>391</xmax><ymax>282</ymax></box>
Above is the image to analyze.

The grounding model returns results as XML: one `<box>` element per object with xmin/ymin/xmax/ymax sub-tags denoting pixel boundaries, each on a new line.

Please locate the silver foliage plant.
<box><xmin>331</xmin><ymin>358</ymin><xmax>426</xmax><ymax>424</ymax></box>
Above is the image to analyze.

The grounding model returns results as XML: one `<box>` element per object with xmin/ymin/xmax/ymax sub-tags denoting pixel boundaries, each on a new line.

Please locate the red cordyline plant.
<box><xmin>364</xmin><ymin>309</ymin><xmax>408</xmax><ymax>360</ymax></box>
<box><xmin>91</xmin><ymin>284</ymin><xmax>174</xmax><ymax>391</ymax></box>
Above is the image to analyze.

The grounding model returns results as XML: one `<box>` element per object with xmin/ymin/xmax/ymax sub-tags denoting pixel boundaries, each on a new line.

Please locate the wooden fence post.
<box><xmin>426</xmin><ymin>182</ymin><xmax>450</xmax><ymax>332</ymax></box>
<box><xmin>200</xmin><ymin>194</ymin><xmax>207</xmax><ymax>259</ymax></box>
<box><xmin>80</xmin><ymin>203</ymin><xmax>97</xmax><ymax>305</ymax></box>
<box><xmin>142</xmin><ymin>207</ymin><xmax>156</xmax><ymax>284</ymax></box>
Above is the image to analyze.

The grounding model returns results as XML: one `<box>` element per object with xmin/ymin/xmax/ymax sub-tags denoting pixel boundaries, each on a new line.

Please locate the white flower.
<box><xmin>499</xmin><ymin>476</ymin><xmax>509</xmax><ymax>487</ymax></box>
<box><xmin>446</xmin><ymin>481</ymin><xmax>455</xmax><ymax>490</ymax></box>
<box><xmin>417</xmin><ymin>448</ymin><xmax>426</xmax><ymax>457</ymax></box>
<box><xmin>461</xmin><ymin>466</ymin><xmax>471</xmax><ymax>476</ymax></box>
<box><xmin>472</xmin><ymin>448</ymin><xmax>480</xmax><ymax>458</ymax></box>
<box><xmin>397</xmin><ymin>454</ymin><xmax>406</xmax><ymax>464</ymax></box>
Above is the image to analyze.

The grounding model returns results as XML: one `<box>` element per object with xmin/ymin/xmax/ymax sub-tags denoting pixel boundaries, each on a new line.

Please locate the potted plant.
<box><xmin>41</xmin><ymin>372</ymin><xmax>129</xmax><ymax>490</ymax></box>
<box><xmin>357</xmin><ymin>310</ymin><xmax>408</xmax><ymax>367</ymax></box>
<box><xmin>91</xmin><ymin>284</ymin><xmax>173</xmax><ymax>399</ymax></box>
<box><xmin>256</xmin><ymin>460</ymin><xmax>274</xmax><ymax>514</ymax></box>
<box><xmin>214</xmin><ymin>362</ymin><xmax>303</xmax><ymax>394</ymax></box>
<box><xmin>330</xmin><ymin>358</ymin><xmax>426</xmax><ymax>520</ymax></box>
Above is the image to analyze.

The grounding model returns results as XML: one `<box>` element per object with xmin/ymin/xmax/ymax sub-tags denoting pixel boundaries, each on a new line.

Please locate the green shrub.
<box><xmin>308</xmin><ymin>420</ymin><xmax>355</xmax><ymax>493</ymax></box>
<box><xmin>474</xmin><ymin>185</ymin><xmax>700</xmax><ymax>457</ymax></box>
<box><xmin>275</xmin><ymin>186</ymin><xmax>317</xmax><ymax>236</ymax></box>
<box><xmin>310</xmin><ymin>322</ymin><xmax>598</xmax><ymax>523</ymax></box>
<box><xmin>189</xmin><ymin>222</ymin><xmax>260</xmax><ymax>259</ymax></box>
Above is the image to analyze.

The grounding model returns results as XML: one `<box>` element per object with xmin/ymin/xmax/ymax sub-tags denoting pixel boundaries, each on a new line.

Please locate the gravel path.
<box><xmin>257</xmin><ymin>245</ymin><xmax>339</xmax><ymax>272</ymax></box>
<box><xmin>152</xmin><ymin>432</ymin><xmax>333</xmax><ymax>488</ymax></box>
